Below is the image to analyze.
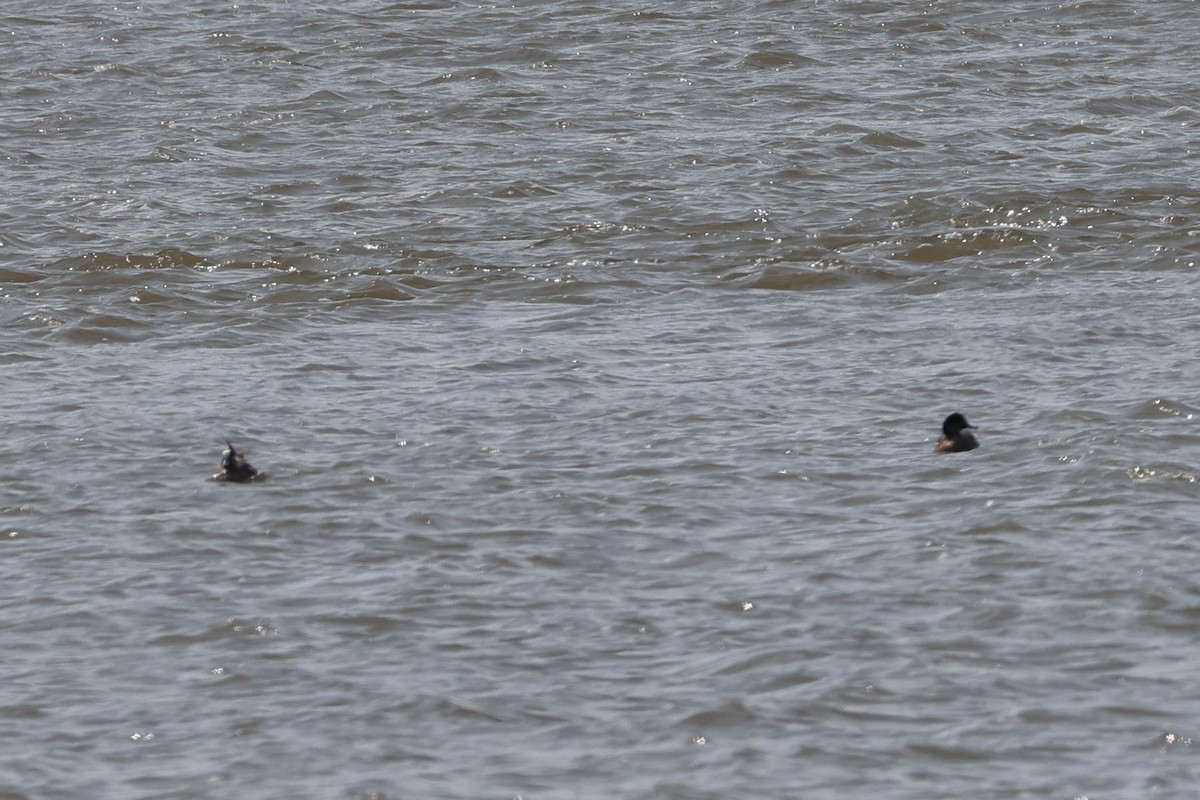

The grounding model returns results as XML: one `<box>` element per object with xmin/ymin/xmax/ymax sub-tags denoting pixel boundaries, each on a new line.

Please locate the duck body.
<box><xmin>933</xmin><ymin>413</ymin><xmax>978</xmax><ymax>454</ymax></box>
<box><xmin>213</xmin><ymin>441</ymin><xmax>259</xmax><ymax>482</ymax></box>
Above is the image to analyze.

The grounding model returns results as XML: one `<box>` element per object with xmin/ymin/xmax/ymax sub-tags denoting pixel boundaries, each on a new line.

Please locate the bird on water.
<box><xmin>213</xmin><ymin>441</ymin><xmax>259</xmax><ymax>482</ymax></box>
<box><xmin>933</xmin><ymin>413</ymin><xmax>978</xmax><ymax>454</ymax></box>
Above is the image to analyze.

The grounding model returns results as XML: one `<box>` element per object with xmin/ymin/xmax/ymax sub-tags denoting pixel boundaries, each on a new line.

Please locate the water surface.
<box><xmin>3</xmin><ymin>2</ymin><xmax>1200</xmax><ymax>798</ymax></box>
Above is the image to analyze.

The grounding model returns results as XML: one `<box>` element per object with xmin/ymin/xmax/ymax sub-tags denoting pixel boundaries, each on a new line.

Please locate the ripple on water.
<box><xmin>5</xmin><ymin>2</ymin><xmax>1200</xmax><ymax>798</ymax></box>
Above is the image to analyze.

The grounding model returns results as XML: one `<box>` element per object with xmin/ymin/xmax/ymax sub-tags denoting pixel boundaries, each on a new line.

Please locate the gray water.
<box><xmin>3</xmin><ymin>2</ymin><xmax>1200</xmax><ymax>798</ymax></box>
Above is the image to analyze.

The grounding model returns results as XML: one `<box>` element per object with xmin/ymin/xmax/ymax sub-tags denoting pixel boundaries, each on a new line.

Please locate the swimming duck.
<box><xmin>213</xmin><ymin>441</ymin><xmax>258</xmax><ymax>482</ymax></box>
<box><xmin>933</xmin><ymin>413</ymin><xmax>978</xmax><ymax>454</ymax></box>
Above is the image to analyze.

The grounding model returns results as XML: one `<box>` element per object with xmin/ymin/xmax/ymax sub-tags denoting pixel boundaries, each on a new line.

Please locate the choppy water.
<box><xmin>4</xmin><ymin>2</ymin><xmax>1200</xmax><ymax>798</ymax></box>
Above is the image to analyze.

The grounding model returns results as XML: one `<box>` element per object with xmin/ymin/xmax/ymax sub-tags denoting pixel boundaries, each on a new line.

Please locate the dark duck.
<box><xmin>213</xmin><ymin>441</ymin><xmax>259</xmax><ymax>482</ymax></box>
<box><xmin>933</xmin><ymin>413</ymin><xmax>978</xmax><ymax>454</ymax></box>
